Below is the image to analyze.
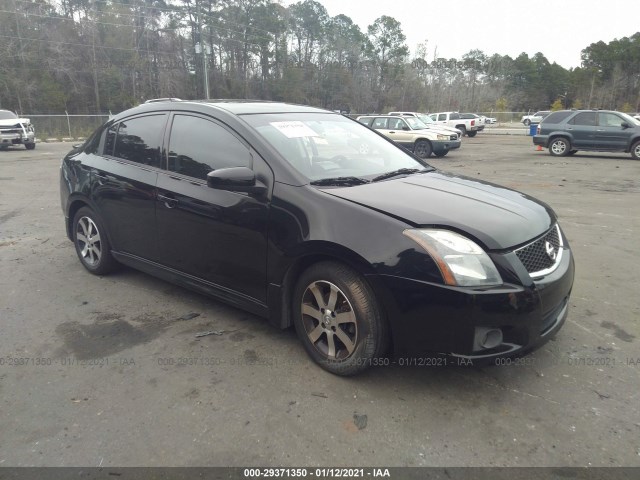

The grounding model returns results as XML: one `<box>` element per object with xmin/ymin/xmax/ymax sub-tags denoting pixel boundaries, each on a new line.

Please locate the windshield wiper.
<box><xmin>371</xmin><ymin>168</ymin><xmax>427</xmax><ymax>182</ymax></box>
<box><xmin>310</xmin><ymin>176</ymin><xmax>370</xmax><ymax>187</ymax></box>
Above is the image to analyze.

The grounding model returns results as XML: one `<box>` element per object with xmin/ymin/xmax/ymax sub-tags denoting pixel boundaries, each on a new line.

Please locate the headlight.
<box><xmin>436</xmin><ymin>134</ymin><xmax>448</xmax><ymax>140</ymax></box>
<box><xmin>403</xmin><ymin>229</ymin><xmax>502</xmax><ymax>287</ymax></box>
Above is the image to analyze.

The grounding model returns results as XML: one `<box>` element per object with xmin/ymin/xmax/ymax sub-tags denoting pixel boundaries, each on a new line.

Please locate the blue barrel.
<box><xmin>529</xmin><ymin>124</ymin><xmax>538</xmax><ymax>136</ymax></box>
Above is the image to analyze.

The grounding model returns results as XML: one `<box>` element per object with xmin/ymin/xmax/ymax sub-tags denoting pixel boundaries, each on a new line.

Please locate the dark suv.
<box><xmin>533</xmin><ymin>109</ymin><xmax>640</xmax><ymax>159</ymax></box>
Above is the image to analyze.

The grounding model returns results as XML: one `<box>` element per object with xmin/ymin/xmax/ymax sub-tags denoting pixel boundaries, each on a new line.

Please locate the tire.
<box><xmin>434</xmin><ymin>151</ymin><xmax>448</xmax><ymax>158</ymax></box>
<box><xmin>25</xmin><ymin>142</ymin><xmax>36</xmax><ymax>150</ymax></box>
<box><xmin>523</xmin><ymin>119</ymin><xmax>531</xmax><ymax>126</ymax></box>
<box><xmin>549</xmin><ymin>137</ymin><xmax>571</xmax><ymax>157</ymax></box>
<box><xmin>458</xmin><ymin>125</ymin><xmax>467</xmax><ymax>137</ymax></box>
<box><xmin>467</xmin><ymin>131</ymin><xmax>478</xmax><ymax>138</ymax></box>
<box><xmin>413</xmin><ymin>139</ymin><xmax>432</xmax><ymax>158</ymax></box>
<box><xmin>293</xmin><ymin>261</ymin><xmax>388</xmax><ymax>376</ymax></box>
<box><xmin>72</xmin><ymin>207</ymin><xmax>118</xmax><ymax>275</ymax></box>
<box><xmin>631</xmin><ymin>140</ymin><xmax>640</xmax><ymax>160</ymax></box>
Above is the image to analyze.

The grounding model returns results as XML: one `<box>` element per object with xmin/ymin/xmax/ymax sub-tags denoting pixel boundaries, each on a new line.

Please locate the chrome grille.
<box><xmin>514</xmin><ymin>224</ymin><xmax>563</xmax><ymax>278</ymax></box>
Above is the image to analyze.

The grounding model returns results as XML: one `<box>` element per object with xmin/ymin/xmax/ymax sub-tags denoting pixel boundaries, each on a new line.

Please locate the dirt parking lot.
<box><xmin>0</xmin><ymin>135</ymin><xmax>639</xmax><ymax>468</ymax></box>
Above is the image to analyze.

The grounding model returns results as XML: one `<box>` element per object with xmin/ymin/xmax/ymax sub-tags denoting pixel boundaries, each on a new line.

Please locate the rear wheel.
<box><xmin>458</xmin><ymin>125</ymin><xmax>467</xmax><ymax>137</ymax></box>
<box><xmin>631</xmin><ymin>140</ymin><xmax>640</xmax><ymax>160</ymax></box>
<box><xmin>523</xmin><ymin>119</ymin><xmax>531</xmax><ymax>126</ymax></box>
<box><xmin>293</xmin><ymin>261</ymin><xmax>388</xmax><ymax>376</ymax></box>
<box><xmin>72</xmin><ymin>207</ymin><xmax>118</xmax><ymax>275</ymax></box>
<box><xmin>25</xmin><ymin>142</ymin><xmax>36</xmax><ymax>150</ymax></box>
<box><xmin>467</xmin><ymin>131</ymin><xmax>478</xmax><ymax>138</ymax></box>
<box><xmin>413</xmin><ymin>139</ymin><xmax>432</xmax><ymax>158</ymax></box>
<box><xmin>549</xmin><ymin>137</ymin><xmax>571</xmax><ymax>157</ymax></box>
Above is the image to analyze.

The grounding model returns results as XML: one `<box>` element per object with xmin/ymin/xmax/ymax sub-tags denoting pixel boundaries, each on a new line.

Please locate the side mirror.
<box><xmin>402</xmin><ymin>126</ymin><xmax>410</xmax><ymax>131</ymax></box>
<box><xmin>207</xmin><ymin>167</ymin><xmax>267</xmax><ymax>196</ymax></box>
<box><xmin>621</xmin><ymin>122</ymin><xmax>631</xmax><ymax>129</ymax></box>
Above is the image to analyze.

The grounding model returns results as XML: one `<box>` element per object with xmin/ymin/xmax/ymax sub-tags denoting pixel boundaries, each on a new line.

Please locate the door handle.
<box><xmin>157</xmin><ymin>193</ymin><xmax>178</xmax><ymax>208</ymax></box>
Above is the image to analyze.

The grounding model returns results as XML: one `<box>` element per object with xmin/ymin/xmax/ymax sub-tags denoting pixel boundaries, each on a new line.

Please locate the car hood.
<box><xmin>0</xmin><ymin>118</ymin><xmax>30</xmax><ymax>127</ymax></box>
<box><xmin>418</xmin><ymin>126</ymin><xmax>459</xmax><ymax>136</ymax></box>
<box><xmin>323</xmin><ymin>171</ymin><xmax>555</xmax><ymax>250</ymax></box>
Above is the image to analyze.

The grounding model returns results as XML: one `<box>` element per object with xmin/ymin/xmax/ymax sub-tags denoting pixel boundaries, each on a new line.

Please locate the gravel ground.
<box><xmin>0</xmin><ymin>136</ymin><xmax>639</xmax><ymax>468</ymax></box>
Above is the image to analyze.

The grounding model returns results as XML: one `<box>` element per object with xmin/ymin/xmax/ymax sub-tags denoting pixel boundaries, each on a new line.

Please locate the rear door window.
<box><xmin>108</xmin><ymin>114</ymin><xmax>167</xmax><ymax>168</ymax></box>
<box><xmin>569</xmin><ymin>112</ymin><xmax>596</xmax><ymax>126</ymax></box>
<box><xmin>371</xmin><ymin>117</ymin><xmax>388</xmax><ymax>129</ymax></box>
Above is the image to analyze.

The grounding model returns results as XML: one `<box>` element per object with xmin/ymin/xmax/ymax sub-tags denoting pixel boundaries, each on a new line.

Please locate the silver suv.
<box><xmin>357</xmin><ymin>115</ymin><xmax>461</xmax><ymax>158</ymax></box>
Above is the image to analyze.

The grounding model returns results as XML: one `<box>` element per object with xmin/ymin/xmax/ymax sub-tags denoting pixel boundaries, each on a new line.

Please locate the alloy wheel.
<box><xmin>76</xmin><ymin>216</ymin><xmax>102</xmax><ymax>266</ymax></box>
<box><xmin>300</xmin><ymin>280</ymin><xmax>358</xmax><ymax>360</ymax></box>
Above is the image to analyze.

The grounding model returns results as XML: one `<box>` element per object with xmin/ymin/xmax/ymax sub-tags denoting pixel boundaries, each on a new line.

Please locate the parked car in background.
<box><xmin>460</xmin><ymin>113</ymin><xmax>485</xmax><ymax>131</ymax></box>
<box><xmin>533</xmin><ymin>109</ymin><xmax>640</xmax><ymax>158</ymax></box>
<box><xmin>388</xmin><ymin>111</ymin><xmax>462</xmax><ymax>139</ymax></box>
<box><xmin>0</xmin><ymin>110</ymin><xmax>36</xmax><ymax>150</ymax></box>
<box><xmin>60</xmin><ymin>100</ymin><xmax>574</xmax><ymax>375</ymax></box>
<box><xmin>633</xmin><ymin>113</ymin><xmax>640</xmax><ymax>122</ymax></box>
<box><xmin>357</xmin><ymin>115</ymin><xmax>461</xmax><ymax>157</ymax></box>
<box><xmin>429</xmin><ymin>111</ymin><xmax>479</xmax><ymax>137</ymax></box>
<box><xmin>521</xmin><ymin>111</ymin><xmax>550</xmax><ymax>126</ymax></box>
<box><xmin>485</xmin><ymin>117</ymin><xmax>498</xmax><ymax>124</ymax></box>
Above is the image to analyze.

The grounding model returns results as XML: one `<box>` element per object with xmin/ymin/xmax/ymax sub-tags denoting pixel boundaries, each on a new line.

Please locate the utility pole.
<box><xmin>195</xmin><ymin>1</ymin><xmax>209</xmax><ymax>99</ymax></box>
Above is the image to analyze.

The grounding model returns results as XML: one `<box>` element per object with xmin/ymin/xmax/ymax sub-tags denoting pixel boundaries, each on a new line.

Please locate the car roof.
<box><xmin>137</xmin><ymin>99</ymin><xmax>331</xmax><ymax>116</ymax></box>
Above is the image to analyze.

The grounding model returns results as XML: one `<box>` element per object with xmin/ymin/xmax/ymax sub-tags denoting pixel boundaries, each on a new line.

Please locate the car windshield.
<box><xmin>416</xmin><ymin>114</ymin><xmax>435</xmax><ymax>125</ymax></box>
<box><xmin>404</xmin><ymin>117</ymin><xmax>430</xmax><ymax>130</ymax></box>
<box><xmin>0</xmin><ymin>110</ymin><xmax>18</xmax><ymax>120</ymax></box>
<box><xmin>244</xmin><ymin>113</ymin><xmax>432</xmax><ymax>183</ymax></box>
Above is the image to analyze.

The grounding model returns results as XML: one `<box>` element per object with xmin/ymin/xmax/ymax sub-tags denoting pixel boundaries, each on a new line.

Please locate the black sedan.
<box><xmin>60</xmin><ymin>100</ymin><xmax>574</xmax><ymax>375</ymax></box>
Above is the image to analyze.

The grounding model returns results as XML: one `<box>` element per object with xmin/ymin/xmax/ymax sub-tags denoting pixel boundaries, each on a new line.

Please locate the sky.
<box><xmin>282</xmin><ymin>0</ymin><xmax>640</xmax><ymax>69</ymax></box>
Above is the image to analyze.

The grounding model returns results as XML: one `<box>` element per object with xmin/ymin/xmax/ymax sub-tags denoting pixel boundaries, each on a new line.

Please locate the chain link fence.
<box><xmin>24</xmin><ymin>111</ymin><xmax>536</xmax><ymax>140</ymax></box>
<box><xmin>25</xmin><ymin>114</ymin><xmax>111</xmax><ymax>141</ymax></box>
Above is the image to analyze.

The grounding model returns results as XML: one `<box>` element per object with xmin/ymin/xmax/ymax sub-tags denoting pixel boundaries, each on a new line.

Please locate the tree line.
<box><xmin>1</xmin><ymin>0</ymin><xmax>639</xmax><ymax>115</ymax></box>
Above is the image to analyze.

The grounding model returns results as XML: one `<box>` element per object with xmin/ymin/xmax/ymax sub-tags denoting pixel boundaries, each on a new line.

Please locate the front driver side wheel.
<box><xmin>293</xmin><ymin>262</ymin><xmax>388</xmax><ymax>376</ymax></box>
<box><xmin>414</xmin><ymin>140</ymin><xmax>432</xmax><ymax>158</ymax></box>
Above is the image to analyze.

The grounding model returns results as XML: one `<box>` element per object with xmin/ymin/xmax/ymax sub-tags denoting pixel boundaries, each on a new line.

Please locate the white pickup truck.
<box><xmin>429</xmin><ymin>111</ymin><xmax>479</xmax><ymax>137</ymax></box>
<box><xmin>0</xmin><ymin>110</ymin><xmax>36</xmax><ymax>150</ymax></box>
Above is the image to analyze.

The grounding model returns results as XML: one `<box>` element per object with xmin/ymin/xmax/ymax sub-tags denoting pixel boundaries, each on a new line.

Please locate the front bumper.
<box><xmin>367</xmin><ymin>244</ymin><xmax>574</xmax><ymax>360</ymax></box>
<box><xmin>0</xmin><ymin>129</ymin><xmax>35</xmax><ymax>146</ymax></box>
<box><xmin>432</xmin><ymin>139</ymin><xmax>461</xmax><ymax>154</ymax></box>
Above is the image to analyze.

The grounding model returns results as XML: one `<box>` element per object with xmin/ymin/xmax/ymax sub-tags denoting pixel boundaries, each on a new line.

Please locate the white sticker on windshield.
<box><xmin>271</xmin><ymin>121</ymin><xmax>319</xmax><ymax>138</ymax></box>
